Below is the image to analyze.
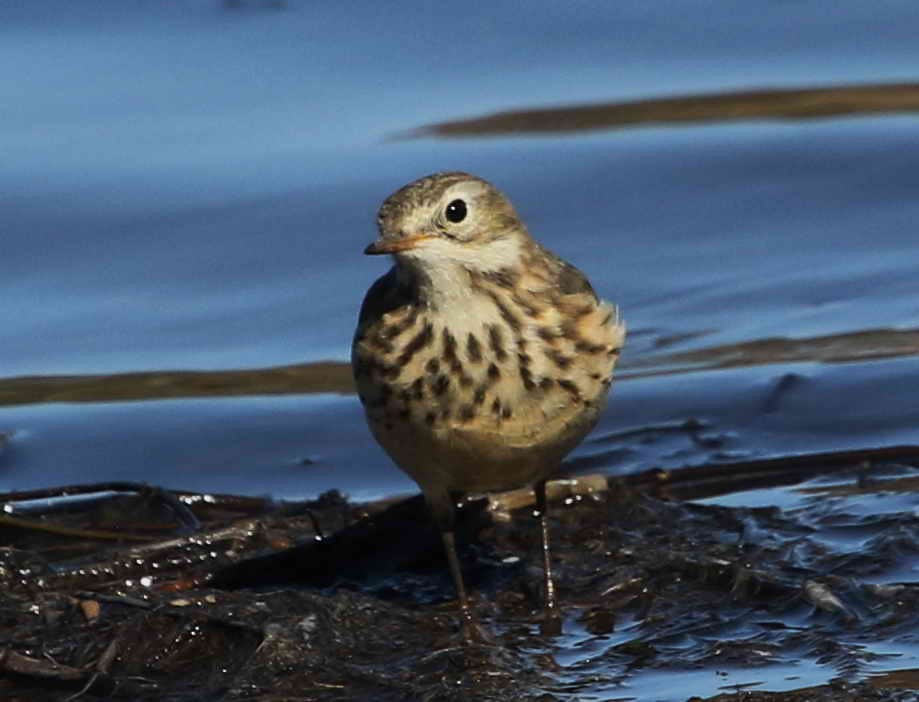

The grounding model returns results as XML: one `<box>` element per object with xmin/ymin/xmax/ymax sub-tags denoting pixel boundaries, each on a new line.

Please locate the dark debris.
<box><xmin>2</xmin><ymin>450</ymin><xmax>919</xmax><ymax>700</ymax></box>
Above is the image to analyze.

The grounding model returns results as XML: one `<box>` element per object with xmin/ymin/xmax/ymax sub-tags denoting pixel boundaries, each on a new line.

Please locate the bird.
<box><xmin>351</xmin><ymin>172</ymin><xmax>625</xmax><ymax>639</ymax></box>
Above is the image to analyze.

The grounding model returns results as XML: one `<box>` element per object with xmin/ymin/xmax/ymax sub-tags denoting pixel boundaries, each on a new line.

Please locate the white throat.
<box><xmin>399</xmin><ymin>235</ymin><xmax>523</xmax><ymax>310</ymax></box>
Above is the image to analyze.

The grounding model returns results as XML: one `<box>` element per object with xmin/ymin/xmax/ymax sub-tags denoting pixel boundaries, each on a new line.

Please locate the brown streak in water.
<box><xmin>2</xmin><ymin>327</ymin><xmax>919</xmax><ymax>406</ymax></box>
<box><xmin>621</xmin><ymin>327</ymin><xmax>919</xmax><ymax>380</ymax></box>
<box><xmin>0</xmin><ymin>362</ymin><xmax>354</xmax><ymax>407</ymax></box>
<box><xmin>405</xmin><ymin>82</ymin><xmax>919</xmax><ymax>138</ymax></box>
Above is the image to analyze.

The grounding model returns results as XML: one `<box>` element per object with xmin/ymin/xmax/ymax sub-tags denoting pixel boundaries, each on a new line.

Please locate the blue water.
<box><xmin>4</xmin><ymin>2</ymin><xmax>919</xmax><ymax>376</ymax></box>
<box><xmin>4</xmin><ymin>0</ymin><xmax>919</xmax><ymax>505</ymax></box>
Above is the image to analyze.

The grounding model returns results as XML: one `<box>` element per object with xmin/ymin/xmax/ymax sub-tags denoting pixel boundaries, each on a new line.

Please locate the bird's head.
<box><xmin>366</xmin><ymin>172</ymin><xmax>530</xmax><ymax>278</ymax></box>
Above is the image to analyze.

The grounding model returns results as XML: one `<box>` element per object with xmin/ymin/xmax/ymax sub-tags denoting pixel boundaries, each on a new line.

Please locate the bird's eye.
<box><xmin>445</xmin><ymin>199</ymin><xmax>467</xmax><ymax>223</ymax></box>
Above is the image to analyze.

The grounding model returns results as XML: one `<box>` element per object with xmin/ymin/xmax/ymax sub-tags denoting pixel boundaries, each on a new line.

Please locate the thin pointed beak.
<box><xmin>364</xmin><ymin>233</ymin><xmax>435</xmax><ymax>255</ymax></box>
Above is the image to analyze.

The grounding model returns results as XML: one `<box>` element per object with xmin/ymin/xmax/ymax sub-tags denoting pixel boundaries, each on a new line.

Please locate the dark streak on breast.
<box><xmin>575</xmin><ymin>340</ymin><xmax>607</xmax><ymax>354</ymax></box>
<box><xmin>381</xmin><ymin>308</ymin><xmax>419</xmax><ymax>340</ymax></box>
<box><xmin>483</xmin><ymin>267</ymin><xmax>519</xmax><ymax>289</ymax></box>
<box><xmin>367</xmin><ymin>332</ymin><xmax>394</xmax><ymax>355</ymax></box>
<box><xmin>520</xmin><ymin>365</ymin><xmax>535</xmax><ymax>391</ymax></box>
<box><xmin>560</xmin><ymin>320</ymin><xmax>578</xmax><ymax>340</ymax></box>
<box><xmin>397</xmin><ymin>322</ymin><xmax>433</xmax><ymax>366</ymax></box>
<box><xmin>473</xmin><ymin>386</ymin><xmax>487</xmax><ymax>405</ymax></box>
<box><xmin>512</xmin><ymin>292</ymin><xmax>539</xmax><ymax>317</ymax></box>
<box><xmin>432</xmin><ymin>375</ymin><xmax>450</xmax><ymax>396</ymax></box>
<box><xmin>488</xmin><ymin>325</ymin><xmax>508</xmax><ymax>361</ymax></box>
<box><xmin>466</xmin><ymin>333</ymin><xmax>483</xmax><ymax>363</ymax></box>
<box><xmin>546</xmin><ymin>348</ymin><xmax>573</xmax><ymax>369</ymax></box>
<box><xmin>487</xmin><ymin>291</ymin><xmax>522</xmax><ymax>332</ymax></box>
<box><xmin>442</xmin><ymin>328</ymin><xmax>458</xmax><ymax>360</ymax></box>
<box><xmin>442</xmin><ymin>329</ymin><xmax>464</xmax><ymax>374</ymax></box>
<box><xmin>557</xmin><ymin>378</ymin><xmax>581</xmax><ymax>399</ymax></box>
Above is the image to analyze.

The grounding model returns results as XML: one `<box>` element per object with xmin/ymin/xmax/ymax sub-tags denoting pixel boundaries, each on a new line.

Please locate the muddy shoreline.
<box><xmin>3</xmin><ymin>447</ymin><xmax>919</xmax><ymax>700</ymax></box>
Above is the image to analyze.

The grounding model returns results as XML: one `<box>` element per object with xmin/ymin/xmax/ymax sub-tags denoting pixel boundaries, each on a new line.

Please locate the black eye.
<box><xmin>445</xmin><ymin>199</ymin><xmax>467</xmax><ymax>223</ymax></box>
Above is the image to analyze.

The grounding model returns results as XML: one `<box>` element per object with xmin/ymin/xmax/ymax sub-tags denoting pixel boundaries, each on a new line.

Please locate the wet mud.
<box><xmin>2</xmin><ymin>447</ymin><xmax>919</xmax><ymax>701</ymax></box>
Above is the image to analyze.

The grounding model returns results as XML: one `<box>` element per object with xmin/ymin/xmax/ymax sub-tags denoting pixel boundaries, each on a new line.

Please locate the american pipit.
<box><xmin>352</xmin><ymin>172</ymin><xmax>625</xmax><ymax>638</ymax></box>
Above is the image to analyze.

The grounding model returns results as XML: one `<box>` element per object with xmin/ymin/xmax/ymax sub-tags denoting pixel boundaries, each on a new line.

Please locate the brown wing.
<box><xmin>556</xmin><ymin>260</ymin><xmax>597</xmax><ymax>299</ymax></box>
<box><xmin>536</xmin><ymin>245</ymin><xmax>598</xmax><ymax>300</ymax></box>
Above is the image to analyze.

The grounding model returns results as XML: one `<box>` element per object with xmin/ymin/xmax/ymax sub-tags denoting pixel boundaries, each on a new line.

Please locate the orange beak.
<box><xmin>364</xmin><ymin>233</ymin><xmax>434</xmax><ymax>255</ymax></box>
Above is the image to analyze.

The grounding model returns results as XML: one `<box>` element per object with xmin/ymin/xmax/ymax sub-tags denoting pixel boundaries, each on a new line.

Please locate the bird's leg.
<box><xmin>535</xmin><ymin>479</ymin><xmax>562</xmax><ymax>636</ymax></box>
<box><xmin>440</xmin><ymin>531</ymin><xmax>477</xmax><ymax>633</ymax></box>
<box><xmin>432</xmin><ymin>493</ymin><xmax>488</xmax><ymax>643</ymax></box>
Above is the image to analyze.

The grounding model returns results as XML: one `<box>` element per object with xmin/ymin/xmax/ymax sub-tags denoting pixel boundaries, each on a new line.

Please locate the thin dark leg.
<box><xmin>535</xmin><ymin>479</ymin><xmax>562</xmax><ymax>635</ymax></box>
<box><xmin>440</xmin><ymin>530</ymin><xmax>479</xmax><ymax>637</ymax></box>
<box><xmin>431</xmin><ymin>493</ymin><xmax>489</xmax><ymax>643</ymax></box>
